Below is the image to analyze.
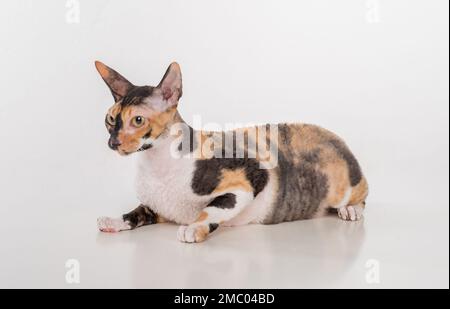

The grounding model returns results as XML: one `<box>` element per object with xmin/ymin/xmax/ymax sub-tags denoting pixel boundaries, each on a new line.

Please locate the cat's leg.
<box><xmin>97</xmin><ymin>204</ymin><xmax>161</xmax><ymax>233</ymax></box>
<box><xmin>330</xmin><ymin>188</ymin><xmax>366</xmax><ymax>221</ymax></box>
<box><xmin>338</xmin><ymin>175</ymin><xmax>369</xmax><ymax>221</ymax></box>
<box><xmin>329</xmin><ymin>175</ymin><xmax>368</xmax><ymax>221</ymax></box>
<box><xmin>177</xmin><ymin>190</ymin><xmax>254</xmax><ymax>243</ymax></box>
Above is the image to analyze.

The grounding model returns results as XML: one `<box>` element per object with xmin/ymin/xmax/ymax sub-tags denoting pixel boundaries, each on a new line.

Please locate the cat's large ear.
<box><xmin>95</xmin><ymin>61</ymin><xmax>134</xmax><ymax>102</ymax></box>
<box><xmin>157</xmin><ymin>62</ymin><xmax>182</xmax><ymax>106</ymax></box>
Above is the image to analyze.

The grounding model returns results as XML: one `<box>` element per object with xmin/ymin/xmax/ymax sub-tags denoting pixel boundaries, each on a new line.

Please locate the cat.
<box><xmin>95</xmin><ymin>61</ymin><xmax>369</xmax><ymax>243</ymax></box>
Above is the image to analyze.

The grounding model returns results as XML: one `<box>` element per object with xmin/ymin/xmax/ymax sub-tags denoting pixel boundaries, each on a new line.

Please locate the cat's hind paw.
<box><xmin>337</xmin><ymin>205</ymin><xmax>364</xmax><ymax>221</ymax></box>
<box><xmin>97</xmin><ymin>216</ymin><xmax>131</xmax><ymax>233</ymax></box>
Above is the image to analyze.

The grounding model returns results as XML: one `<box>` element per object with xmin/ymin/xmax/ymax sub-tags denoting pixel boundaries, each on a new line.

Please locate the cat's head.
<box><xmin>95</xmin><ymin>61</ymin><xmax>182</xmax><ymax>155</ymax></box>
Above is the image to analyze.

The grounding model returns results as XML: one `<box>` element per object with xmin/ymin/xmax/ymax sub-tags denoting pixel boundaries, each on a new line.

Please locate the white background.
<box><xmin>0</xmin><ymin>0</ymin><xmax>448</xmax><ymax>288</ymax></box>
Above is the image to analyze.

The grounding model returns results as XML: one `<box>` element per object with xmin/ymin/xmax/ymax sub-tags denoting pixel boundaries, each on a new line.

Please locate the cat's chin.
<box><xmin>116</xmin><ymin>144</ymin><xmax>152</xmax><ymax>156</ymax></box>
<box><xmin>117</xmin><ymin>150</ymin><xmax>132</xmax><ymax>156</ymax></box>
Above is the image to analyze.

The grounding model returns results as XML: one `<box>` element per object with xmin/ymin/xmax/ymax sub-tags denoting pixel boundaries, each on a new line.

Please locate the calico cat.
<box><xmin>95</xmin><ymin>61</ymin><xmax>368</xmax><ymax>243</ymax></box>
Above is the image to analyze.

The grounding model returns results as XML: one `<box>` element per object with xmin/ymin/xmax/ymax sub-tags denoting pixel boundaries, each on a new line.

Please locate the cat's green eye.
<box><xmin>132</xmin><ymin>116</ymin><xmax>145</xmax><ymax>128</ymax></box>
<box><xmin>106</xmin><ymin>114</ymin><xmax>115</xmax><ymax>126</ymax></box>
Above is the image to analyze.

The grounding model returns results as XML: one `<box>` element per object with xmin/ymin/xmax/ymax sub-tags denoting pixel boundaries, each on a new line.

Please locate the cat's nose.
<box><xmin>108</xmin><ymin>138</ymin><xmax>121</xmax><ymax>150</ymax></box>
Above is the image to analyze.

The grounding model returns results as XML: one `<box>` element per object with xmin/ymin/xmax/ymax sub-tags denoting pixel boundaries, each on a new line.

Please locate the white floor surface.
<box><xmin>0</xmin><ymin>202</ymin><xmax>447</xmax><ymax>288</ymax></box>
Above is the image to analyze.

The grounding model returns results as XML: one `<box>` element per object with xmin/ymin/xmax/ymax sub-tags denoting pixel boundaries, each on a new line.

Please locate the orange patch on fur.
<box><xmin>156</xmin><ymin>215</ymin><xmax>169</xmax><ymax>224</ymax></box>
<box><xmin>324</xmin><ymin>161</ymin><xmax>350</xmax><ymax>207</ymax></box>
<box><xmin>214</xmin><ymin>168</ymin><xmax>253</xmax><ymax>194</ymax></box>
<box><xmin>108</xmin><ymin>103</ymin><xmax>122</xmax><ymax>118</ymax></box>
<box><xmin>121</xmin><ymin>106</ymin><xmax>133</xmax><ymax>120</ymax></box>
<box><xmin>114</xmin><ymin>106</ymin><xmax>178</xmax><ymax>153</ymax></box>
<box><xmin>149</xmin><ymin>107</ymin><xmax>177</xmax><ymax>139</ymax></box>
<box><xmin>349</xmin><ymin>176</ymin><xmax>368</xmax><ymax>206</ymax></box>
<box><xmin>194</xmin><ymin>225</ymin><xmax>209</xmax><ymax>242</ymax></box>
<box><xmin>195</xmin><ymin>211</ymin><xmax>208</xmax><ymax>223</ymax></box>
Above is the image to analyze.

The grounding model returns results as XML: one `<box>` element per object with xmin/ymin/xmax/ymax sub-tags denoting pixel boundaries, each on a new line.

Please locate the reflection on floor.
<box><xmin>0</xmin><ymin>205</ymin><xmax>448</xmax><ymax>288</ymax></box>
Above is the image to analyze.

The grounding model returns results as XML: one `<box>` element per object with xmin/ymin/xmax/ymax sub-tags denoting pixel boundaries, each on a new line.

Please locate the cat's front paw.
<box><xmin>177</xmin><ymin>224</ymin><xmax>209</xmax><ymax>243</ymax></box>
<box><xmin>97</xmin><ymin>216</ymin><xmax>131</xmax><ymax>233</ymax></box>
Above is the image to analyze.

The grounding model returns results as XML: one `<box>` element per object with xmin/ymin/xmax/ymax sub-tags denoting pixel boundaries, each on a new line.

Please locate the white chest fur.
<box><xmin>134</xmin><ymin>138</ymin><xmax>210</xmax><ymax>225</ymax></box>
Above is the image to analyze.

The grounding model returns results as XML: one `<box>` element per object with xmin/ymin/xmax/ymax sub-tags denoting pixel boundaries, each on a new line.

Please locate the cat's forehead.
<box><xmin>107</xmin><ymin>85</ymin><xmax>168</xmax><ymax>117</ymax></box>
<box><xmin>107</xmin><ymin>100</ymin><xmax>159</xmax><ymax>119</ymax></box>
<box><xmin>121</xmin><ymin>86</ymin><xmax>154</xmax><ymax>106</ymax></box>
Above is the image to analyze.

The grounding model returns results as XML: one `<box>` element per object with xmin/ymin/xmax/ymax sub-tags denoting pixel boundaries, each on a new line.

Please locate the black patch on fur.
<box><xmin>327</xmin><ymin>139</ymin><xmax>362</xmax><ymax>186</ymax></box>
<box><xmin>208</xmin><ymin>193</ymin><xmax>237</xmax><ymax>209</ymax></box>
<box><xmin>143</xmin><ymin>128</ymin><xmax>153</xmax><ymax>139</ymax></box>
<box><xmin>121</xmin><ymin>86</ymin><xmax>154</xmax><ymax>106</ymax></box>
<box><xmin>192</xmin><ymin>158</ymin><xmax>269</xmax><ymax>197</ymax></box>
<box><xmin>177</xmin><ymin>125</ymin><xmax>197</xmax><ymax>154</ymax></box>
<box><xmin>122</xmin><ymin>205</ymin><xmax>157</xmax><ymax>229</ymax></box>
<box><xmin>209</xmin><ymin>223</ymin><xmax>219</xmax><ymax>233</ymax></box>
<box><xmin>267</xmin><ymin>149</ymin><xmax>329</xmax><ymax>224</ymax></box>
<box><xmin>301</xmin><ymin>149</ymin><xmax>322</xmax><ymax>165</ymax></box>
<box><xmin>108</xmin><ymin>113</ymin><xmax>123</xmax><ymax>150</ymax></box>
<box><xmin>140</xmin><ymin>143</ymin><xmax>153</xmax><ymax>151</ymax></box>
<box><xmin>278</xmin><ymin>123</ymin><xmax>292</xmax><ymax>146</ymax></box>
